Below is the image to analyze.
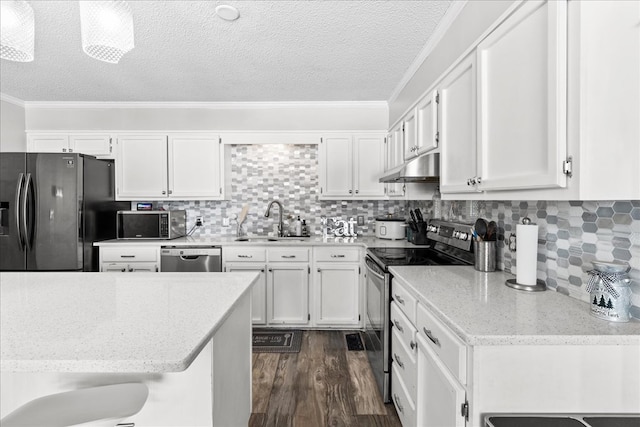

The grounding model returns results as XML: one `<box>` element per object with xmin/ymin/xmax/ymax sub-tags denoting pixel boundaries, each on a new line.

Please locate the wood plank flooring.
<box><xmin>250</xmin><ymin>330</ymin><xmax>402</xmax><ymax>427</ymax></box>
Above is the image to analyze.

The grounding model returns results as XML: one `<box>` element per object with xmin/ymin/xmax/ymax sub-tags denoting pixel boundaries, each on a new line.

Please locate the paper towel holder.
<box><xmin>505</xmin><ymin>217</ymin><xmax>547</xmax><ymax>291</ymax></box>
<box><xmin>505</xmin><ymin>278</ymin><xmax>547</xmax><ymax>292</ymax></box>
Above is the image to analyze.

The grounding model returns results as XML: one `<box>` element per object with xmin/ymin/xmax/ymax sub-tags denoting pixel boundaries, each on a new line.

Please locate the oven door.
<box><xmin>364</xmin><ymin>255</ymin><xmax>390</xmax><ymax>403</ymax></box>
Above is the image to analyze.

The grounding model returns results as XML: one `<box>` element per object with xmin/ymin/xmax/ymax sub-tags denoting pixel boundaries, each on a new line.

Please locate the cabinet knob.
<box><xmin>161</xmin><ymin>190</ymin><xmax>166</xmax><ymax>195</ymax></box>
<box><xmin>410</xmin><ymin>340</ymin><xmax>416</xmax><ymax>350</ymax></box>
<box><xmin>393</xmin><ymin>320</ymin><xmax>404</xmax><ymax>333</ymax></box>
<box><xmin>62</xmin><ymin>148</ymin><xmax>67</xmax><ymax>153</ymax></box>
<box><xmin>423</xmin><ymin>327</ymin><xmax>441</xmax><ymax>347</ymax></box>
<box><xmin>355</xmin><ymin>189</ymin><xmax>359</xmax><ymax>194</ymax></box>
<box><xmin>168</xmin><ymin>190</ymin><xmax>173</xmax><ymax>195</ymax></box>
<box><xmin>69</xmin><ymin>148</ymin><xmax>73</xmax><ymax>153</ymax></box>
<box><xmin>393</xmin><ymin>394</ymin><xmax>404</xmax><ymax>413</ymax></box>
<box><xmin>394</xmin><ymin>294</ymin><xmax>405</xmax><ymax>305</ymax></box>
<box><xmin>393</xmin><ymin>353</ymin><xmax>404</xmax><ymax>369</ymax></box>
<box><xmin>476</xmin><ymin>176</ymin><xmax>482</xmax><ymax>184</ymax></box>
<box><xmin>349</xmin><ymin>190</ymin><xmax>353</xmax><ymax>194</ymax></box>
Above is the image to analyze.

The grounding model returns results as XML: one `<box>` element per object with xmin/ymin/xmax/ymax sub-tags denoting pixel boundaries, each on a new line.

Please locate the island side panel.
<box><xmin>469</xmin><ymin>344</ymin><xmax>640</xmax><ymax>426</ymax></box>
<box><xmin>212</xmin><ymin>291</ymin><xmax>252</xmax><ymax>426</ymax></box>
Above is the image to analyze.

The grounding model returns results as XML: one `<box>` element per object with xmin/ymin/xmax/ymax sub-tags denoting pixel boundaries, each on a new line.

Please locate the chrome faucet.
<box><xmin>264</xmin><ymin>200</ymin><xmax>284</xmax><ymax>237</ymax></box>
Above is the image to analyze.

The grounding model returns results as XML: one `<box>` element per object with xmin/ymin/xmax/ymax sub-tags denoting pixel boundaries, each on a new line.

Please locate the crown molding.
<box><xmin>0</xmin><ymin>93</ymin><xmax>26</xmax><ymax>107</ymax></box>
<box><xmin>23</xmin><ymin>100</ymin><xmax>389</xmax><ymax>110</ymax></box>
<box><xmin>387</xmin><ymin>0</ymin><xmax>467</xmax><ymax>104</ymax></box>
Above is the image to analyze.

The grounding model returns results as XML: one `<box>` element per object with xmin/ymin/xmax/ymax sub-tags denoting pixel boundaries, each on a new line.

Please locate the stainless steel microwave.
<box><xmin>116</xmin><ymin>210</ymin><xmax>187</xmax><ymax>240</ymax></box>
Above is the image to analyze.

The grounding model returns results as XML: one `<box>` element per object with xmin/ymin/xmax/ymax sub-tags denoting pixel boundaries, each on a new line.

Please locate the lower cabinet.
<box><xmin>99</xmin><ymin>246</ymin><xmax>160</xmax><ymax>273</ymax></box>
<box><xmin>313</xmin><ymin>246</ymin><xmax>362</xmax><ymax>328</ymax></box>
<box><xmin>268</xmin><ymin>263</ymin><xmax>310</xmax><ymax>325</ymax></box>
<box><xmin>225</xmin><ymin>262</ymin><xmax>267</xmax><ymax>325</ymax></box>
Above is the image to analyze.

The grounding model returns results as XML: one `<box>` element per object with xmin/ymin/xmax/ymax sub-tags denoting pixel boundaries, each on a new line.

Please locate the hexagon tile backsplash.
<box><xmin>409</xmin><ymin>199</ymin><xmax>640</xmax><ymax>320</ymax></box>
<box><xmin>157</xmin><ymin>144</ymin><xmax>639</xmax><ymax>319</ymax></box>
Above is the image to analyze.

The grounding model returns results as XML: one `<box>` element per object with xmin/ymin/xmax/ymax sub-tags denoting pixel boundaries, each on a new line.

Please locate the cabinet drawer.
<box><xmin>314</xmin><ymin>246</ymin><xmax>360</xmax><ymax>262</ymax></box>
<box><xmin>391</xmin><ymin>328</ymin><xmax>417</xmax><ymax>405</ymax></box>
<box><xmin>417</xmin><ymin>302</ymin><xmax>467</xmax><ymax>384</ymax></box>
<box><xmin>391</xmin><ymin>364</ymin><xmax>417</xmax><ymax>427</ymax></box>
<box><xmin>101</xmin><ymin>247</ymin><xmax>158</xmax><ymax>262</ymax></box>
<box><xmin>225</xmin><ymin>247</ymin><xmax>266</xmax><ymax>262</ymax></box>
<box><xmin>391</xmin><ymin>278</ymin><xmax>417</xmax><ymax>324</ymax></box>
<box><xmin>268</xmin><ymin>247</ymin><xmax>309</xmax><ymax>262</ymax></box>
<box><xmin>391</xmin><ymin>302</ymin><xmax>417</xmax><ymax>351</ymax></box>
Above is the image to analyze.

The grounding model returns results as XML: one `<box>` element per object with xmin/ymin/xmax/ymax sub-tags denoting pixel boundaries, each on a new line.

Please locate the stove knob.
<box><xmin>459</xmin><ymin>232</ymin><xmax>469</xmax><ymax>241</ymax></box>
<box><xmin>453</xmin><ymin>231</ymin><xmax>460</xmax><ymax>238</ymax></box>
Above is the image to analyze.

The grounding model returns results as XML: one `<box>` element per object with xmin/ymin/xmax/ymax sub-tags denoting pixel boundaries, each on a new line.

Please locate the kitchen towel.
<box><xmin>516</xmin><ymin>223</ymin><xmax>539</xmax><ymax>286</ymax></box>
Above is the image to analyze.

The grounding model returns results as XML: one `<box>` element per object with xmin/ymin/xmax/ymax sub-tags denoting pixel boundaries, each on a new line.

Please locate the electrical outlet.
<box><xmin>357</xmin><ymin>216</ymin><xmax>365</xmax><ymax>226</ymax></box>
<box><xmin>222</xmin><ymin>217</ymin><xmax>230</xmax><ymax>227</ymax></box>
<box><xmin>196</xmin><ymin>216</ymin><xmax>204</xmax><ymax>226</ymax></box>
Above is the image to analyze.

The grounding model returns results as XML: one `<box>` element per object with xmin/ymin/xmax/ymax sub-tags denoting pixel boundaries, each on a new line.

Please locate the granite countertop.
<box><xmin>0</xmin><ymin>272</ymin><xmax>258</xmax><ymax>373</ymax></box>
<box><xmin>389</xmin><ymin>266</ymin><xmax>640</xmax><ymax>346</ymax></box>
<box><xmin>94</xmin><ymin>235</ymin><xmax>418</xmax><ymax>248</ymax></box>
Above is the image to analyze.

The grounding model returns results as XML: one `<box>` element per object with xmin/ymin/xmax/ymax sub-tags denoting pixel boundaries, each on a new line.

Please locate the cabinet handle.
<box><xmin>120</xmin><ymin>255</ymin><xmax>136</xmax><ymax>258</ymax></box>
<box><xmin>168</xmin><ymin>190</ymin><xmax>173</xmax><ymax>195</ymax></box>
<box><xmin>349</xmin><ymin>190</ymin><xmax>353</xmax><ymax>194</ymax></box>
<box><xmin>261</xmin><ymin>269</ymin><xmax>265</xmax><ymax>273</ymax></box>
<box><xmin>476</xmin><ymin>176</ymin><xmax>482</xmax><ymax>185</ymax></box>
<box><xmin>161</xmin><ymin>190</ymin><xmax>166</xmax><ymax>195</ymax></box>
<box><xmin>69</xmin><ymin>148</ymin><xmax>73</xmax><ymax>153</ymax></box>
<box><xmin>62</xmin><ymin>148</ymin><xmax>67</xmax><ymax>153</ymax></box>
<box><xmin>393</xmin><ymin>394</ymin><xmax>404</xmax><ymax>413</ymax></box>
<box><xmin>393</xmin><ymin>353</ymin><xmax>404</xmax><ymax>369</ymax></box>
<box><xmin>268</xmin><ymin>268</ymin><xmax>273</xmax><ymax>272</ymax></box>
<box><xmin>238</xmin><ymin>255</ymin><xmax>253</xmax><ymax>258</ymax></box>
<box><xmin>317</xmin><ymin>268</ymin><xmax>321</xmax><ymax>272</ymax></box>
<box><xmin>330</xmin><ymin>254</ymin><xmax>345</xmax><ymax>258</ymax></box>
<box><xmin>393</xmin><ymin>320</ymin><xmax>404</xmax><ymax>333</ymax></box>
<box><xmin>410</xmin><ymin>340</ymin><xmax>416</xmax><ymax>350</ymax></box>
<box><xmin>394</xmin><ymin>294</ymin><xmax>405</xmax><ymax>305</ymax></box>
<box><xmin>355</xmin><ymin>189</ymin><xmax>359</xmax><ymax>194</ymax></box>
<box><xmin>423</xmin><ymin>327</ymin><xmax>441</xmax><ymax>347</ymax></box>
<box><xmin>128</xmin><ymin>268</ymin><xmax>133</xmax><ymax>272</ymax></box>
<box><xmin>121</xmin><ymin>268</ymin><xmax>126</xmax><ymax>272</ymax></box>
<box><xmin>281</xmin><ymin>255</ymin><xmax>296</xmax><ymax>259</ymax></box>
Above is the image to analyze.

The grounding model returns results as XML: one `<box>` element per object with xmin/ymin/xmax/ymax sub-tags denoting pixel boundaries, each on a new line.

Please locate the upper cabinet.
<box><xmin>475</xmin><ymin>0</ymin><xmax>567</xmax><ymax>192</ymax></box>
<box><xmin>403</xmin><ymin>90</ymin><xmax>439</xmax><ymax>161</ymax></box>
<box><xmin>439</xmin><ymin>54</ymin><xmax>477</xmax><ymax>194</ymax></box>
<box><xmin>116</xmin><ymin>133</ymin><xmax>226</xmax><ymax>201</ymax></box>
<box><xmin>385</xmin><ymin>124</ymin><xmax>406</xmax><ymax>198</ymax></box>
<box><xmin>319</xmin><ymin>133</ymin><xmax>386</xmax><ymax>200</ymax></box>
<box><xmin>27</xmin><ymin>133</ymin><xmax>113</xmax><ymax>157</ymax></box>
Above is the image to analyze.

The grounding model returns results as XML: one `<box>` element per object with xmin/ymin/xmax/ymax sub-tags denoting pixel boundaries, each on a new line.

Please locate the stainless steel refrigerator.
<box><xmin>0</xmin><ymin>153</ymin><xmax>129</xmax><ymax>271</ymax></box>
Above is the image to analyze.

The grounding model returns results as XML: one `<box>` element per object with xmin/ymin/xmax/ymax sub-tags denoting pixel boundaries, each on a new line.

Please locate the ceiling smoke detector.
<box><xmin>215</xmin><ymin>4</ymin><xmax>239</xmax><ymax>21</ymax></box>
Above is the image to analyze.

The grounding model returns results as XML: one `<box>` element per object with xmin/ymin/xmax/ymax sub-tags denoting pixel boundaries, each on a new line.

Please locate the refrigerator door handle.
<box><xmin>15</xmin><ymin>173</ymin><xmax>25</xmax><ymax>250</ymax></box>
<box><xmin>23</xmin><ymin>173</ymin><xmax>34</xmax><ymax>251</ymax></box>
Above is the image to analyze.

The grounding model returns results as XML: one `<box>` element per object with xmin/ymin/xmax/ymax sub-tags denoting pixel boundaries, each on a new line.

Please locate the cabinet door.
<box><xmin>386</xmin><ymin>125</ymin><xmax>405</xmax><ymax>198</ymax></box>
<box><xmin>116</xmin><ymin>135</ymin><xmax>168</xmax><ymax>200</ymax></box>
<box><xmin>319</xmin><ymin>135</ymin><xmax>353</xmax><ymax>198</ymax></box>
<box><xmin>70</xmin><ymin>134</ymin><xmax>112</xmax><ymax>157</ymax></box>
<box><xmin>416</xmin><ymin>90</ymin><xmax>439</xmax><ymax>155</ymax></box>
<box><xmin>27</xmin><ymin>134</ymin><xmax>69</xmax><ymax>153</ymax></box>
<box><xmin>353</xmin><ymin>134</ymin><xmax>386</xmax><ymax>198</ymax></box>
<box><xmin>268</xmin><ymin>264</ymin><xmax>309</xmax><ymax>325</ymax></box>
<box><xmin>225</xmin><ymin>263</ymin><xmax>267</xmax><ymax>325</ymax></box>
<box><xmin>128</xmin><ymin>262</ymin><xmax>159</xmax><ymax>272</ymax></box>
<box><xmin>168</xmin><ymin>134</ymin><xmax>222</xmax><ymax>199</ymax></box>
<box><xmin>314</xmin><ymin>263</ymin><xmax>360</xmax><ymax>327</ymax></box>
<box><xmin>403</xmin><ymin>109</ymin><xmax>418</xmax><ymax>160</ymax></box>
<box><xmin>416</xmin><ymin>335</ymin><xmax>466</xmax><ymax>427</ymax></box>
<box><xmin>476</xmin><ymin>0</ymin><xmax>567</xmax><ymax>191</ymax></box>
<box><xmin>440</xmin><ymin>54</ymin><xmax>478</xmax><ymax>194</ymax></box>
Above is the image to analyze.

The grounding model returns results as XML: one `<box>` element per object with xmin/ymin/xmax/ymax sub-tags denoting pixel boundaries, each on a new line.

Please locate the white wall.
<box><xmin>0</xmin><ymin>97</ymin><xmax>26</xmax><ymax>151</ymax></box>
<box><xmin>24</xmin><ymin>103</ymin><xmax>388</xmax><ymax>132</ymax></box>
<box><xmin>388</xmin><ymin>0</ymin><xmax>515</xmax><ymax>125</ymax></box>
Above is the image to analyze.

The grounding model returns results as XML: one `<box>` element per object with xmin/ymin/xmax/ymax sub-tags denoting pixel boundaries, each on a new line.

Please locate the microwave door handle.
<box><xmin>15</xmin><ymin>173</ymin><xmax>25</xmax><ymax>250</ymax></box>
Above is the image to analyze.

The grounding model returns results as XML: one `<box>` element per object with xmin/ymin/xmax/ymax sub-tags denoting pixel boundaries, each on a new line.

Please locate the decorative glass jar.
<box><xmin>586</xmin><ymin>261</ymin><xmax>632</xmax><ymax>322</ymax></box>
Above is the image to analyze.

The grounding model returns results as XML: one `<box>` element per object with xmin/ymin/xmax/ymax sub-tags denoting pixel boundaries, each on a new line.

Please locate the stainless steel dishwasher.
<box><xmin>160</xmin><ymin>246</ymin><xmax>222</xmax><ymax>272</ymax></box>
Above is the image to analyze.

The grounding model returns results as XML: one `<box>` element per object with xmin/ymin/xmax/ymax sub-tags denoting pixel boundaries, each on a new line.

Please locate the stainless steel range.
<box><xmin>363</xmin><ymin>219</ymin><xmax>474</xmax><ymax>403</ymax></box>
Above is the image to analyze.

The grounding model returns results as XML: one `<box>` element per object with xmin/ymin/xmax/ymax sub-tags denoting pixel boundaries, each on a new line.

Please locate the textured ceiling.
<box><xmin>0</xmin><ymin>0</ymin><xmax>453</xmax><ymax>102</ymax></box>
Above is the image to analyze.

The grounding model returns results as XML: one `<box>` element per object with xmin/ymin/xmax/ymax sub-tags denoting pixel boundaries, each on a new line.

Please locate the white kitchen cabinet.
<box><xmin>99</xmin><ymin>246</ymin><xmax>160</xmax><ymax>273</ymax></box>
<box><xmin>385</xmin><ymin>126</ymin><xmax>405</xmax><ymax>198</ymax></box>
<box><xmin>27</xmin><ymin>133</ymin><xmax>112</xmax><ymax>157</ymax></box>
<box><xmin>402</xmin><ymin>108</ymin><xmax>417</xmax><ymax>161</ymax></box>
<box><xmin>415</xmin><ymin>90</ymin><xmax>439</xmax><ymax>156</ymax></box>
<box><xmin>226</xmin><ymin>262</ymin><xmax>267</xmax><ymax>325</ymax></box>
<box><xmin>439</xmin><ymin>53</ymin><xmax>478</xmax><ymax>194</ymax></box>
<box><xmin>319</xmin><ymin>133</ymin><xmax>386</xmax><ymax>200</ymax></box>
<box><xmin>475</xmin><ymin>0</ymin><xmax>567</xmax><ymax>192</ymax></box>
<box><xmin>268</xmin><ymin>263</ymin><xmax>310</xmax><ymax>325</ymax></box>
<box><xmin>116</xmin><ymin>133</ymin><xmax>225</xmax><ymax>201</ymax></box>
<box><xmin>313</xmin><ymin>246</ymin><xmax>361</xmax><ymax>327</ymax></box>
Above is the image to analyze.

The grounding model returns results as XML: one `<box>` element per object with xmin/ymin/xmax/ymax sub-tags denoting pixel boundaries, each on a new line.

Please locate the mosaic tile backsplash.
<box><xmin>157</xmin><ymin>144</ymin><xmax>639</xmax><ymax>319</ymax></box>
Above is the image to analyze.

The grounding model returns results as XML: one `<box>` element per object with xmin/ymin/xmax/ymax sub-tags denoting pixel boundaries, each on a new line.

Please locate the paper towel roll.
<box><xmin>516</xmin><ymin>223</ymin><xmax>538</xmax><ymax>286</ymax></box>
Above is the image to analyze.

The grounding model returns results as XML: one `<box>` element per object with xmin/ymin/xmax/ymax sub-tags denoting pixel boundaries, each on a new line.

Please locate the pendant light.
<box><xmin>0</xmin><ymin>0</ymin><xmax>35</xmax><ymax>62</ymax></box>
<box><xmin>79</xmin><ymin>1</ymin><xmax>134</xmax><ymax>64</ymax></box>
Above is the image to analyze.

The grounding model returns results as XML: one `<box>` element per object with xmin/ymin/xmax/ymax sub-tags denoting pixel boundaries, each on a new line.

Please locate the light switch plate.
<box><xmin>357</xmin><ymin>216</ymin><xmax>364</xmax><ymax>226</ymax></box>
<box><xmin>222</xmin><ymin>217</ymin><xmax>229</xmax><ymax>227</ymax></box>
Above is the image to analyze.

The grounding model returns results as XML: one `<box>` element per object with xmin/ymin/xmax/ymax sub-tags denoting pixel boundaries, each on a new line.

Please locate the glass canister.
<box><xmin>586</xmin><ymin>261</ymin><xmax>632</xmax><ymax>322</ymax></box>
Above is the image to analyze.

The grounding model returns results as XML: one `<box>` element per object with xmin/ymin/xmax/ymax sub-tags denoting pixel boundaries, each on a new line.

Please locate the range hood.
<box><xmin>378</xmin><ymin>152</ymin><xmax>440</xmax><ymax>183</ymax></box>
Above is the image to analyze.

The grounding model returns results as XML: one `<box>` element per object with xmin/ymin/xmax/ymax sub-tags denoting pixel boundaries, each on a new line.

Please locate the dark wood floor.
<box><xmin>250</xmin><ymin>330</ymin><xmax>401</xmax><ymax>427</ymax></box>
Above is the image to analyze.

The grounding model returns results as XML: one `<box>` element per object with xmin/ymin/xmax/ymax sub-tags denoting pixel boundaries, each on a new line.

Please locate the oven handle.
<box><xmin>365</xmin><ymin>260</ymin><xmax>385</xmax><ymax>281</ymax></box>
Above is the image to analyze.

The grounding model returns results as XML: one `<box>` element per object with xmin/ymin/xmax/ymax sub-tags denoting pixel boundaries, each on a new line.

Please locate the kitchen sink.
<box><xmin>235</xmin><ymin>236</ymin><xmax>309</xmax><ymax>242</ymax></box>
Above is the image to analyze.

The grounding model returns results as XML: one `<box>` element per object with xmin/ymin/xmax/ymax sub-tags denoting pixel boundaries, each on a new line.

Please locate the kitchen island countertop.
<box><xmin>389</xmin><ymin>266</ymin><xmax>640</xmax><ymax>346</ymax></box>
<box><xmin>0</xmin><ymin>272</ymin><xmax>258</xmax><ymax>373</ymax></box>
